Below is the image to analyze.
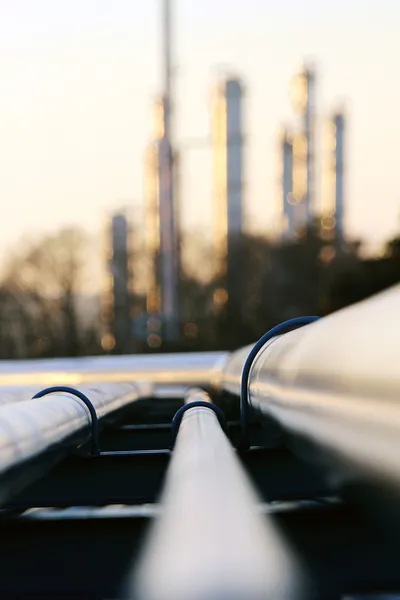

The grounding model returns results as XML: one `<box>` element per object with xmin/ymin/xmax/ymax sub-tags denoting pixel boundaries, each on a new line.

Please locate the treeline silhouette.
<box><xmin>0</xmin><ymin>222</ymin><xmax>399</xmax><ymax>359</ymax></box>
<box><xmin>179</xmin><ymin>222</ymin><xmax>400</xmax><ymax>352</ymax></box>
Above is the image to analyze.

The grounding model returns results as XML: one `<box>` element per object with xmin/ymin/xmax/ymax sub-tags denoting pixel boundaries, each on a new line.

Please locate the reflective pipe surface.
<box><xmin>0</xmin><ymin>382</ymin><xmax>151</xmax><ymax>504</ymax></box>
<box><xmin>222</xmin><ymin>285</ymin><xmax>400</xmax><ymax>500</ymax></box>
<box><xmin>133</xmin><ymin>388</ymin><xmax>304</xmax><ymax>600</ymax></box>
<box><xmin>0</xmin><ymin>352</ymin><xmax>229</xmax><ymax>389</ymax></box>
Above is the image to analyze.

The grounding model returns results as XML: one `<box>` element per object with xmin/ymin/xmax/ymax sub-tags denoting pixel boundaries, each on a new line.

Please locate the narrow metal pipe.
<box><xmin>133</xmin><ymin>389</ymin><xmax>305</xmax><ymax>600</ymax></box>
<box><xmin>183</xmin><ymin>386</ymin><xmax>212</xmax><ymax>404</ymax></box>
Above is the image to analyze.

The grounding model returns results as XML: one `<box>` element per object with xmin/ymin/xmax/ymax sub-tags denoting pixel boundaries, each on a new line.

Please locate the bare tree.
<box><xmin>1</xmin><ymin>228</ymin><xmax>91</xmax><ymax>357</ymax></box>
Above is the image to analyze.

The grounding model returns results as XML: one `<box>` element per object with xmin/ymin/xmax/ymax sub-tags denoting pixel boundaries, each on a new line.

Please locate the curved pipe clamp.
<box><xmin>240</xmin><ymin>316</ymin><xmax>320</xmax><ymax>450</ymax></box>
<box><xmin>171</xmin><ymin>401</ymin><xmax>227</xmax><ymax>449</ymax></box>
<box><xmin>32</xmin><ymin>385</ymin><xmax>100</xmax><ymax>456</ymax></box>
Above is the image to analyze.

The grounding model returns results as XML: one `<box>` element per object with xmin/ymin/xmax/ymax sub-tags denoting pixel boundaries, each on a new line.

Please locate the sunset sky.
<box><xmin>1</xmin><ymin>0</ymin><xmax>399</xmax><ymax>259</ymax></box>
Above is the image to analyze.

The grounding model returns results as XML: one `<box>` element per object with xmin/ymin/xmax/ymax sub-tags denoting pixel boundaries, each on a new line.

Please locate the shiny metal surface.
<box><xmin>0</xmin><ymin>386</ymin><xmax>47</xmax><ymax>406</ymax></box>
<box><xmin>133</xmin><ymin>389</ymin><xmax>304</xmax><ymax>600</ymax></box>
<box><xmin>0</xmin><ymin>382</ymin><xmax>151</xmax><ymax>504</ymax></box>
<box><xmin>222</xmin><ymin>284</ymin><xmax>400</xmax><ymax>496</ymax></box>
<box><xmin>15</xmin><ymin>504</ymin><xmax>161</xmax><ymax>520</ymax></box>
<box><xmin>0</xmin><ymin>351</ymin><xmax>229</xmax><ymax>389</ymax></box>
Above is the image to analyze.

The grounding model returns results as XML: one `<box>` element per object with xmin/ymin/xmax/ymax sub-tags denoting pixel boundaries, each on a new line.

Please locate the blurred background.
<box><xmin>0</xmin><ymin>0</ymin><xmax>399</xmax><ymax>358</ymax></box>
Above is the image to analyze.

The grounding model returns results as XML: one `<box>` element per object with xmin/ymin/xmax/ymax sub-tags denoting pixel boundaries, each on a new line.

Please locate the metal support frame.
<box><xmin>239</xmin><ymin>316</ymin><xmax>319</xmax><ymax>447</ymax></box>
<box><xmin>1</xmin><ymin>500</ymin><xmax>399</xmax><ymax>599</ymax></box>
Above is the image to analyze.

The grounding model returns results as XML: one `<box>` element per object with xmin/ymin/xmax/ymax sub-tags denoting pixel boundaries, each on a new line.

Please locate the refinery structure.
<box><xmin>144</xmin><ymin>0</ymin><xmax>180</xmax><ymax>344</ymax></box>
<box><xmin>278</xmin><ymin>127</ymin><xmax>295</xmax><ymax>240</ymax></box>
<box><xmin>101</xmin><ymin>212</ymin><xmax>133</xmax><ymax>353</ymax></box>
<box><xmin>279</xmin><ymin>63</ymin><xmax>346</xmax><ymax>243</ymax></box>
<box><xmin>323</xmin><ymin>110</ymin><xmax>345</xmax><ymax>244</ymax></box>
<box><xmin>290</xmin><ymin>65</ymin><xmax>316</xmax><ymax>229</ymax></box>
<box><xmin>211</xmin><ymin>76</ymin><xmax>244</xmax><ymax>304</ymax></box>
<box><xmin>101</xmin><ymin>5</ymin><xmax>348</xmax><ymax>352</ymax></box>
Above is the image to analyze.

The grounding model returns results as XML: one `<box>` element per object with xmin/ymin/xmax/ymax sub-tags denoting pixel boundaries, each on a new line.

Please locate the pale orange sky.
<box><xmin>1</xmin><ymin>0</ymin><xmax>400</xmax><ymax>260</ymax></box>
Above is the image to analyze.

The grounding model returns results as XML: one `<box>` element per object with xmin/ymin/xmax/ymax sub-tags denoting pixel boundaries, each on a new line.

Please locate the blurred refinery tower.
<box><xmin>144</xmin><ymin>99</ymin><xmax>164</xmax><ymax>320</ymax></box>
<box><xmin>323</xmin><ymin>110</ymin><xmax>345</xmax><ymax>245</ymax></box>
<box><xmin>143</xmin><ymin>0</ymin><xmax>179</xmax><ymax>344</ymax></box>
<box><xmin>144</xmin><ymin>98</ymin><xmax>180</xmax><ymax>343</ymax></box>
<box><xmin>101</xmin><ymin>213</ymin><xmax>133</xmax><ymax>354</ymax></box>
<box><xmin>278</xmin><ymin>127</ymin><xmax>295</xmax><ymax>240</ymax></box>
<box><xmin>289</xmin><ymin>64</ymin><xmax>316</xmax><ymax>230</ymax></box>
<box><xmin>211</xmin><ymin>76</ymin><xmax>244</xmax><ymax>306</ymax></box>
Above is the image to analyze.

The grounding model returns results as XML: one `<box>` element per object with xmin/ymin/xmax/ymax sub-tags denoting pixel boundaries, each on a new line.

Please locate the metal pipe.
<box><xmin>0</xmin><ymin>382</ymin><xmax>151</xmax><ymax>505</ymax></box>
<box><xmin>222</xmin><ymin>285</ymin><xmax>400</xmax><ymax>500</ymax></box>
<box><xmin>0</xmin><ymin>352</ymin><xmax>229</xmax><ymax>389</ymax></box>
<box><xmin>132</xmin><ymin>388</ymin><xmax>305</xmax><ymax>600</ymax></box>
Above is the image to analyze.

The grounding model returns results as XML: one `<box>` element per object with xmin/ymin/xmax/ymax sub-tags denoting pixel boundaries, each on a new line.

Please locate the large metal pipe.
<box><xmin>222</xmin><ymin>285</ymin><xmax>400</xmax><ymax>504</ymax></box>
<box><xmin>0</xmin><ymin>352</ymin><xmax>228</xmax><ymax>389</ymax></box>
<box><xmin>132</xmin><ymin>388</ymin><xmax>304</xmax><ymax>600</ymax></box>
<box><xmin>0</xmin><ymin>382</ymin><xmax>151</xmax><ymax>505</ymax></box>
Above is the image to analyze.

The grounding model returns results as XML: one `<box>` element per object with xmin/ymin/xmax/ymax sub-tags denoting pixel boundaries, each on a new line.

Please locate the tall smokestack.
<box><xmin>158</xmin><ymin>0</ymin><xmax>179</xmax><ymax>343</ymax></box>
<box><xmin>163</xmin><ymin>0</ymin><xmax>172</xmax><ymax>119</ymax></box>
<box><xmin>290</xmin><ymin>63</ymin><xmax>316</xmax><ymax>229</ymax></box>
<box><xmin>323</xmin><ymin>110</ymin><xmax>345</xmax><ymax>246</ymax></box>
